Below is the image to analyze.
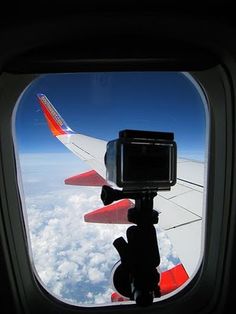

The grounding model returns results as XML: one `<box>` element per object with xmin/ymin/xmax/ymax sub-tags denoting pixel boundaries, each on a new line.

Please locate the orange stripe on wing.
<box><xmin>39</xmin><ymin>98</ymin><xmax>67</xmax><ymax>136</ymax></box>
<box><xmin>44</xmin><ymin>114</ymin><xmax>66</xmax><ymax>136</ymax></box>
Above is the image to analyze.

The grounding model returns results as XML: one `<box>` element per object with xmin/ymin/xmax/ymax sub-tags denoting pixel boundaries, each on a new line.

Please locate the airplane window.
<box><xmin>14</xmin><ymin>72</ymin><xmax>208</xmax><ymax>306</ymax></box>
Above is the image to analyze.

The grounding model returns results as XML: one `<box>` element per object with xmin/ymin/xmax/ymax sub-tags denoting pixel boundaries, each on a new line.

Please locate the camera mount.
<box><xmin>102</xmin><ymin>129</ymin><xmax>177</xmax><ymax>306</ymax></box>
<box><xmin>101</xmin><ymin>185</ymin><xmax>161</xmax><ymax>306</ymax></box>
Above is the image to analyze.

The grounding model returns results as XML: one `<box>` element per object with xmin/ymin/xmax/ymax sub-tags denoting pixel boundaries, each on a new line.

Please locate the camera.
<box><xmin>105</xmin><ymin>129</ymin><xmax>177</xmax><ymax>191</ymax></box>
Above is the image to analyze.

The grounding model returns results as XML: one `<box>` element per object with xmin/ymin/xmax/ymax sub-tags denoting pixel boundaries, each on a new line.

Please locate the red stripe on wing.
<box><xmin>84</xmin><ymin>199</ymin><xmax>134</xmax><ymax>224</ymax></box>
<box><xmin>65</xmin><ymin>170</ymin><xmax>107</xmax><ymax>186</ymax></box>
<box><xmin>160</xmin><ymin>263</ymin><xmax>189</xmax><ymax>295</ymax></box>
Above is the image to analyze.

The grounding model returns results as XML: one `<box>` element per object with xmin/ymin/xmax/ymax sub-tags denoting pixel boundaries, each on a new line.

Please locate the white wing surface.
<box><xmin>156</xmin><ymin>158</ymin><xmax>205</xmax><ymax>277</ymax></box>
<box><xmin>58</xmin><ymin>134</ymin><xmax>107</xmax><ymax>178</ymax></box>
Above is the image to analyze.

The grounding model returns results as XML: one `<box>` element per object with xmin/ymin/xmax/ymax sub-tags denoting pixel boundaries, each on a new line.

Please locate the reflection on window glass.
<box><xmin>14</xmin><ymin>72</ymin><xmax>207</xmax><ymax>305</ymax></box>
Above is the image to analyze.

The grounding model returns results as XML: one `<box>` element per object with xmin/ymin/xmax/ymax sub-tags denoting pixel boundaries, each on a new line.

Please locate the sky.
<box><xmin>14</xmin><ymin>72</ymin><xmax>207</xmax><ymax>306</ymax></box>
<box><xmin>15</xmin><ymin>71</ymin><xmax>207</xmax><ymax>160</ymax></box>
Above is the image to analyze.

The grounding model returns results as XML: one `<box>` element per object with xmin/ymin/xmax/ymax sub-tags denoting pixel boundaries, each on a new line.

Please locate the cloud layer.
<box><xmin>19</xmin><ymin>153</ymin><xmax>178</xmax><ymax>305</ymax></box>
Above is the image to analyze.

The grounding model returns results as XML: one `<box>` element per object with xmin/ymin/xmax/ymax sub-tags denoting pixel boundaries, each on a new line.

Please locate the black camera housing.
<box><xmin>105</xmin><ymin>130</ymin><xmax>177</xmax><ymax>191</ymax></box>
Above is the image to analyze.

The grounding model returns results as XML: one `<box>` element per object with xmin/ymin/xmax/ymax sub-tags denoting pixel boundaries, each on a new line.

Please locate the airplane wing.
<box><xmin>37</xmin><ymin>93</ymin><xmax>107</xmax><ymax>179</ymax></box>
<box><xmin>37</xmin><ymin>93</ymin><xmax>204</xmax><ymax>297</ymax></box>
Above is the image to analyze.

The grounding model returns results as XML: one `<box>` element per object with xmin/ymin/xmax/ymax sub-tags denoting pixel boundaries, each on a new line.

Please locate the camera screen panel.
<box><xmin>121</xmin><ymin>142</ymin><xmax>173</xmax><ymax>184</ymax></box>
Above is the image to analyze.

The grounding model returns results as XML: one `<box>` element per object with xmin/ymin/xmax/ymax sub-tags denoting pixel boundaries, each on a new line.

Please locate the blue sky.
<box><xmin>15</xmin><ymin>72</ymin><xmax>207</xmax><ymax>160</ymax></box>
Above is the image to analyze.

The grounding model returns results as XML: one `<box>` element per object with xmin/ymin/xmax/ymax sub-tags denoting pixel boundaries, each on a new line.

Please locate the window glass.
<box><xmin>14</xmin><ymin>72</ymin><xmax>207</xmax><ymax>305</ymax></box>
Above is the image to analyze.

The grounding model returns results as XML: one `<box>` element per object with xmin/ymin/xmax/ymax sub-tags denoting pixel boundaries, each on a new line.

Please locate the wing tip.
<box><xmin>37</xmin><ymin>93</ymin><xmax>45</xmax><ymax>98</ymax></box>
<box><xmin>37</xmin><ymin>93</ymin><xmax>74</xmax><ymax>136</ymax></box>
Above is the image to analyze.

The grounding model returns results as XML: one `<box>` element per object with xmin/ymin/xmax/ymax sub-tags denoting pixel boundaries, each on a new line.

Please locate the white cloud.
<box><xmin>88</xmin><ymin>268</ymin><xmax>105</xmax><ymax>283</ymax></box>
<box><xmin>19</xmin><ymin>153</ymin><xmax>179</xmax><ymax>306</ymax></box>
<box><xmin>58</xmin><ymin>261</ymin><xmax>79</xmax><ymax>279</ymax></box>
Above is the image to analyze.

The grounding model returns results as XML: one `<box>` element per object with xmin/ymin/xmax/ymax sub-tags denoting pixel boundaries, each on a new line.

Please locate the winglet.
<box><xmin>37</xmin><ymin>93</ymin><xmax>74</xmax><ymax>136</ymax></box>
